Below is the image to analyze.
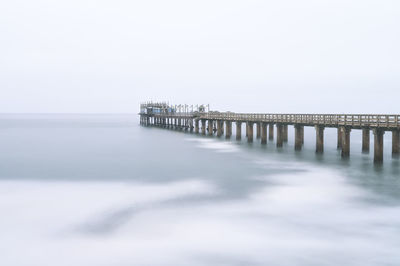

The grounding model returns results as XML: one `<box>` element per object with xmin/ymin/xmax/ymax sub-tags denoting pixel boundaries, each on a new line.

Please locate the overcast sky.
<box><xmin>1</xmin><ymin>0</ymin><xmax>399</xmax><ymax>113</ymax></box>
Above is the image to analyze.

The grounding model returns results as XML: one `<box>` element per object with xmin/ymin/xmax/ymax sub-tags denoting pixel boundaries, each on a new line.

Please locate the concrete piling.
<box><xmin>269</xmin><ymin>124</ymin><xmax>274</xmax><ymax>140</ymax></box>
<box><xmin>217</xmin><ymin>121</ymin><xmax>223</xmax><ymax>137</ymax></box>
<box><xmin>315</xmin><ymin>125</ymin><xmax>325</xmax><ymax>153</ymax></box>
<box><xmin>337</xmin><ymin>127</ymin><xmax>343</xmax><ymax>149</ymax></box>
<box><xmin>195</xmin><ymin>119</ymin><xmax>199</xmax><ymax>133</ymax></box>
<box><xmin>374</xmin><ymin>129</ymin><xmax>385</xmax><ymax>163</ymax></box>
<box><xmin>226</xmin><ymin>121</ymin><xmax>232</xmax><ymax>139</ymax></box>
<box><xmin>362</xmin><ymin>128</ymin><xmax>370</xmax><ymax>152</ymax></box>
<box><xmin>247</xmin><ymin>122</ymin><xmax>254</xmax><ymax>143</ymax></box>
<box><xmin>208</xmin><ymin>120</ymin><xmax>213</xmax><ymax>135</ymax></box>
<box><xmin>236</xmin><ymin>122</ymin><xmax>242</xmax><ymax>140</ymax></box>
<box><xmin>276</xmin><ymin>124</ymin><xmax>283</xmax><ymax>147</ymax></box>
<box><xmin>283</xmin><ymin>125</ymin><xmax>288</xmax><ymax>142</ymax></box>
<box><xmin>201</xmin><ymin>120</ymin><xmax>206</xmax><ymax>135</ymax></box>
<box><xmin>295</xmin><ymin>124</ymin><xmax>303</xmax><ymax>151</ymax></box>
<box><xmin>392</xmin><ymin>130</ymin><xmax>399</xmax><ymax>156</ymax></box>
<box><xmin>341</xmin><ymin>127</ymin><xmax>351</xmax><ymax>158</ymax></box>
<box><xmin>261</xmin><ymin>123</ymin><xmax>267</xmax><ymax>144</ymax></box>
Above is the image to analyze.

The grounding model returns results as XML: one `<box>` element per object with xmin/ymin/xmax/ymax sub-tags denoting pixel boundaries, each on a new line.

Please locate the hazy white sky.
<box><xmin>1</xmin><ymin>0</ymin><xmax>399</xmax><ymax>113</ymax></box>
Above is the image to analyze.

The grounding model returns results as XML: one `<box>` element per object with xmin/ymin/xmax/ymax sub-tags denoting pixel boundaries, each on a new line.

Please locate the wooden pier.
<box><xmin>139</xmin><ymin>102</ymin><xmax>400</xmax><ymax>163</ymax></box>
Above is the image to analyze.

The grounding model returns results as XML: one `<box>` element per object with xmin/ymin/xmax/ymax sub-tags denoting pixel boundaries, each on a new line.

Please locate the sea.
<box><xmin>0</xmin><ymin>114</ymin><xmax>399</xmax><ymax>266</ymax></box>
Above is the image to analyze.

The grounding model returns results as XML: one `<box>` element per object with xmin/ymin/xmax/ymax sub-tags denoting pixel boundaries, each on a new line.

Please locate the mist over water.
<box><xmin>1</xmin><ymin>114</ymin><xmax>400</xmax><ymax>266</ymax></box>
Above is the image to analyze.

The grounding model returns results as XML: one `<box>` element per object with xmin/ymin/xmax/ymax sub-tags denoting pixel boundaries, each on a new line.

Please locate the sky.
<box><xmin>1</xmin><ymin>0</ymin><xmax>399</xmax><ymax>114</ymax></box>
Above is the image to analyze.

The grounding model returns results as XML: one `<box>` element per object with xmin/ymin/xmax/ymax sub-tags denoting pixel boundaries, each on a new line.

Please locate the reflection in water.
<box><xmin>0</xmin><ymin>114</ymin><xmax>399</xmax><ymax>266</ymax></box>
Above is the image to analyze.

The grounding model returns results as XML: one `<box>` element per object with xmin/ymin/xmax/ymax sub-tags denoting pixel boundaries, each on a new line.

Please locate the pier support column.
<box><xmin>315</xmin><ymin>126</ymin><xmax>325</xmax><ymax>153</ymax></box>
<box><xmin>373</xmin><ymin>129</ymin><xmax>385</xmax><ymax>163</ymax></box>
<box><xmin>276</xmin><ymin>124</ymin><xmax>283</xmax><ymax>147</ymax></box>
<box><xmin>195</xmin><ymin>120</ymin><xmax>199</xmax><ymax>133</ymax></box>
<box><xmin>201</xmin><ymin>120</ymin><xmax>206</xmax><ymax>135</ymax></box>
<box><xmin>283</xmin><ymin>125</ymin><xmax>288</xmax><ymax>142</ymax></box>
<box><xmin>208</xmin><ymin>120</ymin><xmax>213</xmax><ymax>136</ymax></box>
<box><xmin>261</xmin><ymin>123</ymin><xmax>267</xmax><ymax>144</ymax></box>
<box><xmin>392</xmin><ymin>130</ymin><xmax>399</xmax><ymax>156</ymax></box>
<box><xmin>294</xmin><ymin>125</ymin><xmax>304</xmax><ymax>151</ymax></box>
<box><xmin>226</xmin><ymin>121</ymin><xmax>232</xmax><ymax>139</ymax></box>
<box><xmin>341</xmin><ymin>127</ymin><xmax>351</xmax><ymax>158</ymax></box>
<box><xmin>269</xmin><ymin>124</ymin><xmax>274</xmax><ymax>140</ymax></box>
<box><xmin>189</xmin><ymin>119</ymin><xmax>193</xmax><ymax>132</ymax></box>
<box><xmin>236</xmin><ymin>122</ymin><xmax>242</xmax><ymax>140</ymax></box>
<box><xmin>256</xmin><ymin>123</ymin><xmax>261</xmax><ymax>139</ymax></box>
<box><xmin>217</xmin><ymin>121</ymin><xmax>223</xmax><ymax>137</ymax></box>
<box><xmin>362</xmin><ymin>128</ymin><xmax>370</xmax><ymax>152</ymax></box>
<box><xmin>337</xmin><ymin>128</ymin><xmax>342</xmax><ymax>149</ymax></box>
<box><xmin>247</xmin><ymin>122</ymin><xmax>254</xmax><ymax>143</ymax></box>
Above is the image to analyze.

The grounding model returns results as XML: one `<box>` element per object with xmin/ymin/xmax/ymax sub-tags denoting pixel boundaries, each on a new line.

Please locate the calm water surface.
<box><xmin>1</xmin><ymin>114</ymin><xmax>400</xmax><ymax>266</ymax></box>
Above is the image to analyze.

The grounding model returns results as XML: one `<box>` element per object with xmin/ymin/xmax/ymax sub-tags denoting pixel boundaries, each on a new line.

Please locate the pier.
<box><xmin>139</xmin><ymin>102</ymin><xmax>400</xmax><ymax>164</ymax></box>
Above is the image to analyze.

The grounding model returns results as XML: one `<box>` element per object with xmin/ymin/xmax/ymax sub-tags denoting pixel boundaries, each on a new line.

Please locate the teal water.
<box><xmin>1</xmin><ymin>114</ymin><xmax>400</xmax><ymax>266</ymax></box>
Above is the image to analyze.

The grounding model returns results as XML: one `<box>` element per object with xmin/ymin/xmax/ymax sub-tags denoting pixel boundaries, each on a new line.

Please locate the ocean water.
<box><xmin>1</xmin><ymin>114</ymin><xmax>400</xmax><ymax>266</ymax></box>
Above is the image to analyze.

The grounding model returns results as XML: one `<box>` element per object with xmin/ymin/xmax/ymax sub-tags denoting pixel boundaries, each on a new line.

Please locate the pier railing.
<box><xmin>199</xmin><ymin>113</ymin><xmax>400</xmax><ymax>129</ymax></box>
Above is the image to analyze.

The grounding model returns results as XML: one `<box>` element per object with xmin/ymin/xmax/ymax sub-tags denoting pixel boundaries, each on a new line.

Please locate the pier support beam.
<box><xmin>294</xmin><ymin>125</ymin><xmax>304</xmax><ymax>151</ymax></box>
<box><xmin>201</xmin><ymin>120</ymin><xmax>206</xmax><ymax>135</ymax></box>
<box><xmin>392</xmin><ymin>130</ymin><xmax>399</xmax><ymax>156</ymax></box>
<box><xmin>225</xmin><ymin>121</ymin><xmax>232</xmax><ymax>139</ymax></box>
<box><xmin>217</xmin><ymin>121</ymin><xmax>223</xmax><ymax>137</ymax></box>
<box><xmin>315</xmin><ymin>126</ymin><xmax>325</xmax><ymax>153</ymax></box>
<box><xmin>362</xmin><ymin>128</ymin><xmax>370</xmax><ymax>152</ymax></box>
<box><xmin>283</xmin><ymin>125</ymin><xmax>288</xmax><ymax>142</ymax></box>
<box><xmin>261</xmin><ymin>123</ymin><xmax>267</xmax><ymax>144</ymax></box>
<box><xmin>269</xmin><ymin>124</ymin><xmax>274</xmax><ymax>140</ymax></box>
<box><xmin>236</xmin><ymin>122</ymin><xmax>242</xmax><ymax>140</ymax></box>
<box><xmin>247</xmin><ymin>122</ymin><xmax>254</xmax><ymax>143</ymax></box>
<box><xmin>341</xmin><ymin>127</ymin><xmax>351</xmax><ymax>158</ymax></box>
<box><xmin>208</xmin><ymin>120</ymin><xmax>213</xmax><ymax>136</ymax></box>
<box><xmin>256</xmin><ymin>122</ymin><xmax>261</xmax><ymax>139</ymax></box>
<box><xmin>276</xmin><ymin>124</ymin><xmax>283</xmax><ymax>147</ymax></box>
<box><xmin>373</xmin><ymin>129</ymin><xmax>385</xmax><ymax>163</ymax></box>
